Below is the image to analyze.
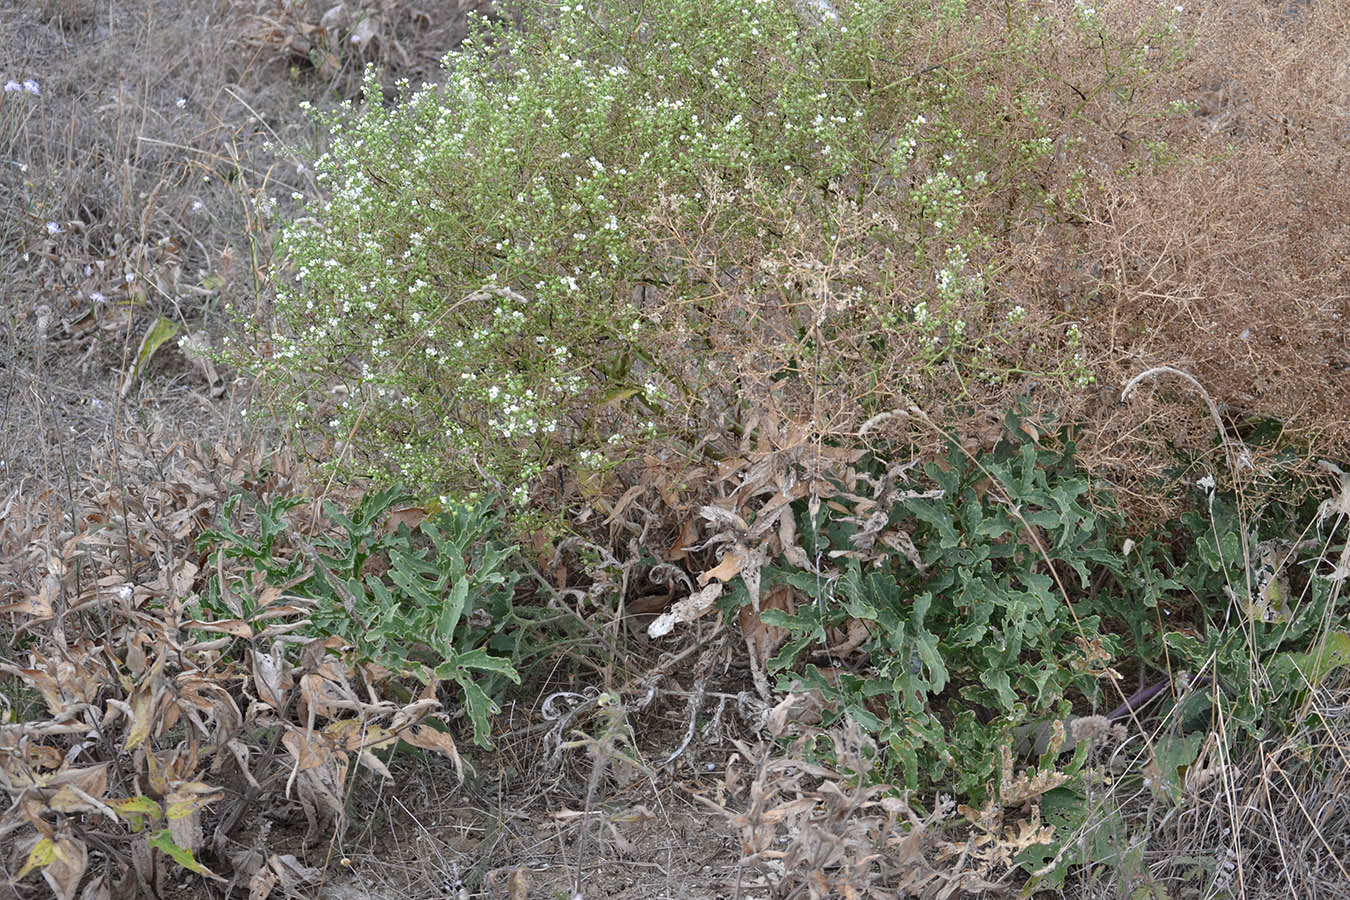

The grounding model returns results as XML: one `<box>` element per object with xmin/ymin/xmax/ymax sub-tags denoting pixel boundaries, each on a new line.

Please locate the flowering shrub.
<box><xmin>239</xmin><ymin>0</ymin><xmax>1189</xmax><ymax>505</ymax></box>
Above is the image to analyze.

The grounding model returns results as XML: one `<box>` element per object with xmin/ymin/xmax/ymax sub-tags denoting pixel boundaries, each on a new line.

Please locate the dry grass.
<box><xmin>0</xmin><ymin>0</ymin><xmax>310</xmax><ymax>489</ymax></box>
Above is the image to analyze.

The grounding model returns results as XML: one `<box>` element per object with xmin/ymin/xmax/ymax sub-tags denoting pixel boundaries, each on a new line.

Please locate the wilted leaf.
<box><xmin>383</xmin><ymin>505</ymin><xmax>428</xmax><ymax>533</ymax></box>
<box><xmin>269</xmin><ymin>855</ymin><xmax>321</xmax><ymax>893</ymax></box>
<box><xmin>648</xmin><ymin>582</ymin><xmax>723</xmax><ymax>639</ymax></box>
<box><xmin>251</xmin><ymin>643</ymin><xmax>293</xmax><ymax>711</ymax></box>
<box><xmin>165</xmin><ymin>783</ymin><xmax>224</xmax><ymax>822</ymax></box>
<box><xmin>42</xmin><ymin>835</ymin><xmax>87</xmax><ymax>900</ymax></box>
<box><xmin>120</xmin><ymin>316</ymin><xmax>180</xmax><ymax>398</ymax></box>
<box><xmin>180</xmin><ymin>618</ymin><xmax>255</xmax><ymax>638</ymax></box>
<box><xmin>248</xmin><ymin>866</ymin><xmax>279</xmax><ymax>900</ymax></box>
<box><xmin>700</xmin><ymin>504</ymin><xmax>750</xmax><ymax>534</ymax></box>
<box><xmin>146</xmin><ymin>828</ymin><xmax>223</xmax><ymax>879</ymax></box>
<box><xmin>123</xmin><ymin>677</ymin><xmax>161</xmax><ymax>751</ymax></box>
<box><xmin>666</xmin><ymin>517</ymin><xmax>700</xmax><ymax>562</ymax></box>
<box><xmin>322</xmin><ymin>719</ymin><xmax>396</xmax><ymax>753</ymax></box>
<box><xmin>399</xmin><ymin>723</ymin><xmax>464</xmax><ymax>782</ymax></box>
<box><xmin>698</xmin><ymin>548</ymin><xmax>746</xmax><ymax>587</ymax></box>
<box><xmin>0</xmin><ymin>573</ymin><xmax>59</xmax><ymax>622</ymax></box>
<box><xmin>17</xmin><ymin>836</ymin><xmax>57</xmax><ymax>881</ymax></box>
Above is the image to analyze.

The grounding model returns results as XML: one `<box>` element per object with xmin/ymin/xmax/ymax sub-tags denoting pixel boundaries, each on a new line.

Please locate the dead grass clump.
<box><xmin>691</xmin><ymin>726</ymin><xmax>1012</xmax><ymax>899</ymax></box>
<box><xmin>0</xmin><ymin>0</ymin><xmax>327</xmax><ymax>491</ymax></box>
<box><xmin>1071</xmin><ymin>681</ymin><xmax>1350</xmax><ymax>900</ymax></box>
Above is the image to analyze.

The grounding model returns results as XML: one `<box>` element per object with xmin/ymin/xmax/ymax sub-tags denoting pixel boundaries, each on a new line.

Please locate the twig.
<box><xmin>1121</xmin><ymin>365</ymin><xmax>1241</xmax><ymax>473</ymax></box>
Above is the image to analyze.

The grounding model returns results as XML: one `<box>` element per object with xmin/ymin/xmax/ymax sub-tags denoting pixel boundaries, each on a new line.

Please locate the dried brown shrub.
<box><xmin>1025</xmin><ymin>0</ymin><xmax>1350</xmax><ymax>502</ymax></box>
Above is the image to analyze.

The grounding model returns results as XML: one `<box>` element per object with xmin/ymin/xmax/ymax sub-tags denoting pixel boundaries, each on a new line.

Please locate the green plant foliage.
<box><xmin>1151</xmin><ymin>480</ymin><xmax>1350</xmax><ymax>743</ymax></box>
<box><xmin>734</xmin><ymin>419</ymin><xmax>1349</xmax><ymax>881</ymax></box>
<box><xmin>196</xmin><ymin>488</ymin><xmax>530</xmax><ymax>746</ymax></box>
<box><xmin>234</xmin><ymin>0</ymin><xmax>1190</xmax><ymax>504</ymax></box>
<box><xmin>146</xmin><ymin>829</ymin><xmax>215</xmax><ymax>878</ymax></box>
<box><xmin>753</xmin><ymin>413</ymin><xmax>1128</xmax><ymax>800</ymax></box>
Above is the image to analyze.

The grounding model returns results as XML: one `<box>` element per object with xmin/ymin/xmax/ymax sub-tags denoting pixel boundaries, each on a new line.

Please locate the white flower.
<box><xmin>176</xmin><ymin>97</ymin><xmax>186</xmax><ymax>108</ymax></box>
<box><xmin>90</xmin><ymin>291</ymin><xmax>106</xmax><ymax>304</ymax></box>
<box><xmin>3</xmin><ymin>81</ymin><xmax>20</xmax><ymax>93</ymax></box>
<box><xmin>23</xmin><ymin>79</ymin><xmax>39</xmax><ymax>95</ymax></box>
<box><xmin>45</xmin><ymin>221</ymin><xmax>62</xmax><ymax>235</ymax></box>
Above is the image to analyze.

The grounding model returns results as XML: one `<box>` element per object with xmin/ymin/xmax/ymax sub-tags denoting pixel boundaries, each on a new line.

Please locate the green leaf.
<box><xmin>913</xmin><ymin>630</ymin><xmax>947</xmax><ymax>694</ymax></box>
<box><xmin>1274</xmin><ymin>631</ymin><xmax>1350</xmax><ymax>690</ymax></box>
<box><xmin>979</xmin><ymin>667</ymin><xmax>1017</xmax><ymax>710</ymax></box>
<box><xmin>147</xmin><ymin>829</ymin><xmax>216</xmax><ymax>877</ymax></box>
<box><xmin>909</xmin><ymin>498</ymin><xmax>960</xmax><ymax>549</ymax></box>
<box><xmin>437</xmin><ymin>578</ymin><xmax>469</xmax><ymax>643</ymax></box>
<box><xmin>451</xmin><ymin>648</ymin><xmax>522</xmax><ymax>682</ymax></box>
<box><xmin>121</xmin><ymin>316</ymin><xmax>179</xmax><ymax>397</ymax></box>
<box><xmin>452</xmin><ymin>670</ymin><xmax>499</xmax><ymax>748</ymax></box>
<box><xmin>1152</xmin><ymin>731</ymin><xmax>1205</xmax><ymax>805</ymax></box>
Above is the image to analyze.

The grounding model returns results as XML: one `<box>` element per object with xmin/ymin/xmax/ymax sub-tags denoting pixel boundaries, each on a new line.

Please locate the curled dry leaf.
<box><xmin>251</xmin><ymin>643</ymin><xmax>293</xmax><ymax>712</ymax></box>
<box><xmin>42</xmin><ymin>833</ymin><xmax>87</xmax><ymax>900</ymax></box>
<box><xmin>698</xmin><ymin>547</ymin><xmax>746</xmax><ymax>587</ymax></box>
<box><xmin>648</xmin><ymin>582</ymin><xmax>724</xmax><ymax>639</ymax></box>
<box><xmin>281</xmin><ymin>727</ymin><xmax>349</xmax><ymax>842</ymax></box>
<box><xmin>247</xmin><ymin>853</ymin><xmax>322</xmax><ymax>900</ymax></box>
<box><xmin>665</xmin><ymin>516</ymin><xmax>700</xmax><ymax>562</ymax></box>
<box><xmin>700</xmin><ymin>504</ymin><xmax>750</xmax><ymax>534</ymax></box>
<box><xmin>763</xmin><ymin>691</ymin><xmax>826</xmax><ymax>737</ymax></box>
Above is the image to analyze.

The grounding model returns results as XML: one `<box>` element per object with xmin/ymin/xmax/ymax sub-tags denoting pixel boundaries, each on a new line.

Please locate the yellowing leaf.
<box><xmin>16</xmin><ymin>837</ymin><xmax>56</xmax><ymax>880</ymax></box>
<box><xmin>109</xmin><ymin>795</ymin><xmax>161</xmax><ymax>832</ymax></box>
<box><xmin>41</xmin><ymin>837</ymin><xmax>88</xmax><ymax>900</ymax></box>
<box><xmin>123</xmin><ymin>682</ymin><xmax>157</xmax><ymax>751</ymax></box>
<box><xmin>323</xmin><ymin>719</ymin><xmax>397</xmax><ymax>752</ymax></box>
<box><xmin>165</xmin><ymin>784</ymin><xmax>224</xmax><ymax>820</ymax></box>
<box><xmin>120</xmin><ymin>316</ymin><xmax>180</xmax><ymax>397</ymax></box>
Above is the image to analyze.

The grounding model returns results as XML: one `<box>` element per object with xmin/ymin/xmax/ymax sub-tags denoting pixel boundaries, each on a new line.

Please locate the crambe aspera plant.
<box><xmin>196</xmin><ymin>487</ymin><xmax>527</xmax><ymax>746</ymax></box>
<box><xmin>752</xmin><ymin>416</ymin><xmax>1129</xmax><ymax>801</ymax></box>
<box><xmin>735</xmin><ymin>413</ymin><xmax>1350</xmax><ymax>882</ymax></box>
